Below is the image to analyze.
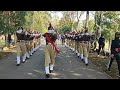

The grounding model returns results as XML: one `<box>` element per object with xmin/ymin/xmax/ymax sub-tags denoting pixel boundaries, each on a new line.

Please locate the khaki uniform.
<box><xmin>44</xmin><ymin>43</ymin><xmax>56</xmax><ymax>67</ymax></box>
<box><xmin>82</xmin><ymin>33</ymin><xmax>90</xmax><ymax>65</ymax></box>
<box><xmin>43</xmin><ymin>33</ymin><xmax>58</xmax><ymax>75</ymax></box>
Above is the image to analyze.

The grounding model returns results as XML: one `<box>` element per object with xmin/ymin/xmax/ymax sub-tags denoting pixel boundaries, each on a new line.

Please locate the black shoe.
<box><xmin>46</xmin><ymin>74</ymin><xmax>50</xmax><ymax>77</ymax></box>
<box><xmin>85</xmin><ymin>64</ymin><xmax>88</xmax><ymax>66</ymax></box>
<box><xmin>16</xmin><ymin>64</ymin><xmax>20</xmax><ymax>66</ymax></box>
<box><xmin>82</xmin><ymin>59</ymin><xmax>84</xmax><ymax>61</ymax></box>
<box><xmin>26</xmin><ymin>57</ymin><xmax>30</xmax><ymax>59</ymax></box>
<box><xmin>50</xmin><ymin>70</ymin><xmax>53</xmax><ymax>73</ymax></box>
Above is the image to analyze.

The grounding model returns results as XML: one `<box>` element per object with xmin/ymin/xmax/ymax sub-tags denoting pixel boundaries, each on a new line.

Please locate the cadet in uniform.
<box><xmin>79</xmin><ymin>31</ymin><xmax>84</xmax><ymax>61</ymax></box>
<box><xmin>16</xmin><ymin>26</ymin><xmax>27</xmax><ymax>66</ymax></box>
<box><xmin>43</xmin><ymin>23</ymin><xmax>59</xmax><ymax>77</ymax></box>
<box><xmin>82</xmin><ymin>30</ymin><xmax>90</xmax><ymax>66</ymax></box>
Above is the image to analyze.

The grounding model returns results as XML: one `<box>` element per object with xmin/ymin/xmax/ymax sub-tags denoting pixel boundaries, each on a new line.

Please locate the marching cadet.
<box><xmin>16</xmin><ymin>26</ymin><xmax>27</xmax><ymax>66</ymax></box>
<box><xmin>108</xmin><ymin>32</ymin><xmax>120</xmax><ymax>77</ymax></box>
<box><xmin>75</xmin><ymin>32</ymin><xmax>79</xmax><ymax>57</ymax></box>
<box><xmin>29</xmin><ymin>31</ymin><xmax>35</xmax><ymax>56</ymax></box>
<box><xmin>43</xmin><ymin>23</ymin><xmax>60</xmax><ymax>77</ymax></box>
<box><xmin>25</xmin><ymin>30</ymin><xmax>31</xmax><ymax>59</ymax></box>
<box><xmin>82</xmin><ymin>30</ymin><xmax>91</xmax><ymax>66</ymax></box>
<box><xmin>79</xmin><ymin>31</ymin><xmax>84</xmax><ymax>61</ymax></box>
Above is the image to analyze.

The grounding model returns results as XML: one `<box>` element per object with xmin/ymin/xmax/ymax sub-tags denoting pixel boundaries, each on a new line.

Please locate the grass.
<box><xmin>89</xmin><ymin>52</ymin><xmax>120</xmax><ymax>79</ymax></box>
<box><xmin>87</xmin><ymin>41</ymin><xmax>120</xmax><ymax>79</ymax></box>
<box><xmin>0</xmin><ymin>39</ymin><xmax>5</xmax><ymax>49</ymax></box>
<box><xmin>0</xmin><ymin>45</ymin><xmax>16</xmax><ymax>59</ymax></box>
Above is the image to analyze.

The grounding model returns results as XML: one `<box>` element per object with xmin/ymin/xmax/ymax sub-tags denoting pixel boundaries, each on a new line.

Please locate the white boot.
<box><xmin>26</xmin><ymin>52</ymin><xmax>30</xmax><ymax>59</ymax></box>
<box><xmin>73</xmin><ymin>48</ymin><xmax>75</xmax><ymax>51</ymax></box>
<box><xmin>50</xmin><ymin>64</ymin><xmax>54</xmax><ymax>71</ymax></box>
<box><xmin>45</xmin><ymin>66</ymin><xmax>50</xmax><ymax>74</ymax></box>
<box><xmin>17</xmin><ymin>56</ymin><xmax>20</xmax><ymax>65</ymax></box>
<box><xmin>22</xmin><ymin>54</ymin><xmax>26</xmax><ymax>62</ymax></box>
<box><xmin>76</xmin><ymin>50</ymin><xmax>78</xmax><ymax>54</ymax></box>
<box><xmin>81</xmin><ymin>54</ymin><xmax>84</xmax><ymax>59</ymax></box>
<box><xmin>30</xmin><ymin>51</ymin><xmax>32</xmax><ymax>56</ymax></box>
<box><xmin>84</xmin><ymin>57</ymin><xmax>88</xmax><ymax>65</ymax></box>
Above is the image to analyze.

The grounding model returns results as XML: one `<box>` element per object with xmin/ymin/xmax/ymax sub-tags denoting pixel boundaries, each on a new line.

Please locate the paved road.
<box><xmin>0</xmin><ymin>41</ymin><xmax>112</xmax><ymax>79</ymax></box>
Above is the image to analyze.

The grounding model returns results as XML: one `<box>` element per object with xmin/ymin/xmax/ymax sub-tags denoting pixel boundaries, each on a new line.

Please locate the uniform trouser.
<box><xmin>44</xmin><ymin>43</ymin><xmax>56</xmax><ymax>67</ymax></box>
<box><xmin>65</xmin><ymin>39</ymin><xmax>68</xmax><ymax>46</ymax></box>
<box><xmin>44</xmin><ymin>43</ymin><xmax>56</xmax><ymax>74</ymax></box>
<box><xmin>114</xmin><ymin>54</ymin><xmax>120</xmax><ymax>75</ymax></box>
<box><xmin>16</xmin><ymin>41</ymin><xmax>27</xmax><ymax>64</ymax></box>
<box><xmin>79</xmin><ymin>42</ymin><xmax>84</xmax><ymax>59</ymax></box>
<box><xmin>71</xmin><ymin>40</ymin><xmax>74</xmax><ymax>49</ymax></box>
<box><xmin>75</xmin><ymin>41</ymin><xmax>78</xmax><ymax>51</ymax></box>
<box><xmin>73</xmin><ymin>40</ymin><xmax>75</xmax><ymax>50</ymax></box>
<box><xmin>30</xmin><ymin>40</ymin><xmax>34</xmax><ymax>54</ymax></box>
<box><xmin>62</xmin><ymin>39</ymin><xmax>65</xmax><ymax>45</ymax></box>
<box><xmin>25</xmin><ymin>41</ymin><xmax>30</xmax><ymax>58</ymax></box>
<box><xmin>69</xmin><ymin>39</ymin><xmax>71</xmax><ymax>47</ymax></box>
<box><xmin>83</xmin><ymin>43</ymin><xmax>89</xmax><ymax>64</ymax></box>
<box><xmin>26</xmin><ymin>41</ymin><xmax>30</xmax><ymax>52</ymax></box>
<box><xmin>16</xmin><ymin>42</ymin><xmax>27</xmax><ymax>56</ymax></box>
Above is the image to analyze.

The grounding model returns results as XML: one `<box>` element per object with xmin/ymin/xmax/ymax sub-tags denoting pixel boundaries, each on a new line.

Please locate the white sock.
<box><xmin>73</xmin><ymin>48</ymin><xmax>75</xmax><ymax>51</ymax></box>
<box><xmin>17</xmin><ymin>56</ymin><xmax>20</xmax><ymax>64</ymax></box>
<box><xmin>81</xmin><ymin>54</ymin><xmax>83</xmax><ymax>59</ymax></box>
<box><xmin>77</xmin><ymin>53</ymin><xmax>80</xmax><ymax>57</ymax></box>
<box><xmin>26</xmin><ymin>52</ymin><xmax>30</xmax><ymax>58</ymax></box>
<box><xmin>22</xmin><ymin>54</ymin><xmax>26</xmax><ymax>62</ymax></box>
<box><xmin>76</xmin><ymin>50</ymin><xmax>78</xmax><ymax>54</ymax></box>
<box><xmin>30</xmin><ymin>51</ymin><xmax>32</xmax><ymax>55</ymax></box>
<box><xmin>45</xmin><ymin>67</ymin><xmax>49</xmax><ymax>74</ymax></box>
<box><xmin>50</xmin><ymin>64</ymin><xmax>54</xmax><ymax>71</ymax></box>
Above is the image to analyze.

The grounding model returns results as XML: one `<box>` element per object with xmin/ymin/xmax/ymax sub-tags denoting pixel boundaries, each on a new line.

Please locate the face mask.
<box><xmin>17</xmin><ymin>29</ymin><xmax>22</xmax><ymax>33</ymax></box>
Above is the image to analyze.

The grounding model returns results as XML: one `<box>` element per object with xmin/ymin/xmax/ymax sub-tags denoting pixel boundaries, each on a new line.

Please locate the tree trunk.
<box><xmin>5</xmin><ymin>34</ymin><xmax>8</xmax><ymax>47</ymax></box>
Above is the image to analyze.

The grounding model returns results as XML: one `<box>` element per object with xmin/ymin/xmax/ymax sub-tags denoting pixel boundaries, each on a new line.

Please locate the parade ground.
<box><xmin>0</xmin><ymin>40</ymin><xmax>112</xmax><ymax>79</ymax></box>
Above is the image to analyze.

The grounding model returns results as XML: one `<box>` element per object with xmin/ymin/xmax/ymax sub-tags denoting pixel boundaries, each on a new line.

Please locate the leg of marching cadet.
<box><xmin>44</xmin><ymin>45</ymin><xmax>51</xmax><ymax>77</ymax></box>
<box><xmin>83</xmin><ymin>43</ymin><xmax>89</xmax><ymax>66</ymax></box>
<box><xmin>20</xmin><ymin>42</ymin><xmax>26</xmax><ymax>63</ymax></box>
<box><xmin>50</xmin><ymin>44</ymin><xmax>56</xmax><ymax>73</ymax></box>
<box><xmin>16</xmin><ymin>42</ymin><xmax>21</xmax><ymax>66</ymax></box>
<box><xmin>80</xmin><ymin>42</ymin><xmax>84</xmax><ymax>61</ymax></box>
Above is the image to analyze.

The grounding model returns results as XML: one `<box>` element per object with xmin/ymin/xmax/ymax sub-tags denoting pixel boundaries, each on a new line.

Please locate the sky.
<box><xmin>51</xmin><ymin>11</ymin><xmax>95</xmax><ymax>21</ymax></box>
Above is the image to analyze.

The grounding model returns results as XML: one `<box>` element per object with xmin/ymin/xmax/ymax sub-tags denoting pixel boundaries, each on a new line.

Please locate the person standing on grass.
<box><xmin>97</xmin><ymin>34</ymin><xmax>106</xmax><ymax>57</ymax></box>
<box><xmin>109</xmin><ymin>32</ymin><xmax>120</xmax><ymax>77</ymax></box>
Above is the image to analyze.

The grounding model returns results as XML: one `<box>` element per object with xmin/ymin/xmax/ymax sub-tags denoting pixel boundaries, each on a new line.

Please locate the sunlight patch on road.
<box><xmin>96</xmin><ymin>72</ymin><xmax>104</xmax><ymax>75</ymax></box>
<box><xmin>52</xmin><ymin>78</ymin><xmax>60</xmax><ymax>79</ymax></box>
<box><xmin>70</xmin><ymin>71</ymin><xmax>74</xmax><ymax>72</ymax></box>
<box><xmin>86</xmin><ymin>68</ymin><xmax>95</xmax><ymax>72</ymax></box>
<box><xmin>33</xmin><ymin>70</ymin><xmax>43</xmax><ymax>74</ymax></box>
<box><xmin>72</xmin><ymin>73</ymin><xmax>83</xmax><ymax>76</ymax></box>
<box><xmin>27</xmin><ymin>73</ymin><xmax>37</xmax><ymax>77</ymax></box>
<box><xmin>66</xmin><ymin>55</ymin><xmax>71</xmax><ymax>57</ymax></box>
<box><xmin>51</xmin><ymin>73</ymin><xmax>60</xmax><ymax>76</ymax></box>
